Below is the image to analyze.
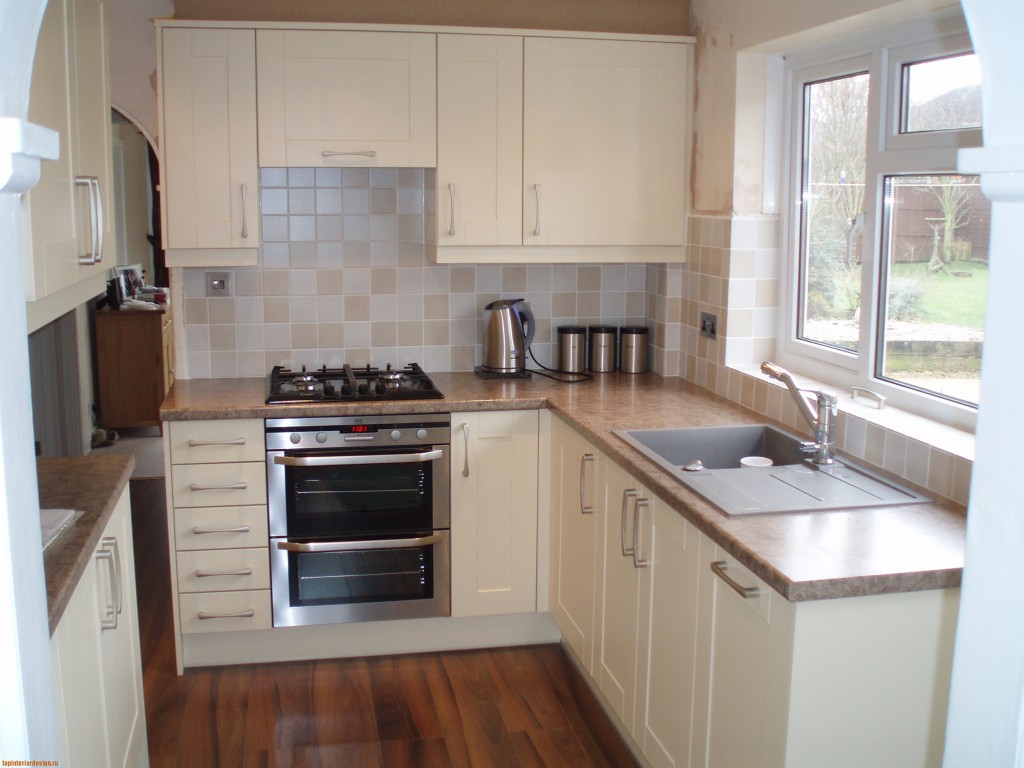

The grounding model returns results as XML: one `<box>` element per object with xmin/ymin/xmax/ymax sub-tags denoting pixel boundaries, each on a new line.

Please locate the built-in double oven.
<box><xmin>266</xmin><ymin>414</ymin><xmax>451</xmax><ymax>627</ymax></box>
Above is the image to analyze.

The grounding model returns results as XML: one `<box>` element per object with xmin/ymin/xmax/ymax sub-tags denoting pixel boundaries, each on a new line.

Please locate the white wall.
<box><xmin>108</xmin><ymin>0</ymin><xmax>173</xmax><ymax>145</ymax></box>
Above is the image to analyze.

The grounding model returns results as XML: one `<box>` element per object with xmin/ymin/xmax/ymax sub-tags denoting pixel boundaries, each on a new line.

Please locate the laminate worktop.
<box><xmin>39</xmin><ymin>454</ymin><xmax>134</xmax><ymax>634</ymax></box>
<box><xmin>161</xmin><ymin>371</ymin><xmax>966</xmax><ymax>602</ymax></box>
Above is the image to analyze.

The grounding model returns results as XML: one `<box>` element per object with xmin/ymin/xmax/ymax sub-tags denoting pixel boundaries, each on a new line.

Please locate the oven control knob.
<box><xmin>390</xmin><ymin>429</ymin><xmax>402</xmax><ymax>441</ymax></box>
<box><xmin>416</xmin><ymin>429</ymin><xmax>428</xmax><ymax>440</ymax></box>
<box><xmin>289</xmin><ymin>433</ymin><xmax>301</xmax><ymax>445</ymax></box>
<box><xmin>316</xmin><ymin>432</ymin><xmax>328</xmax><ymax>444</ymax></box>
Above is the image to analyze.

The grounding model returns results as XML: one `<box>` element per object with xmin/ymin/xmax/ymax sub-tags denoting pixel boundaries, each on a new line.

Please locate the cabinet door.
<box><xmin>636</xmin><ymin>496</ymin><xmax>701</xmax><ymax>768</ymax></box>
<box><xmin>437</xmin><ymin>34</ymin><xmax>523</xmax><ymax>246</ymax></box>
<box><xmin>523</xmin><ymin>37</ymin><xmax>688</xmax><ymax>246</ymax></box>
<box><xmin>161</xmin><ymin>28</ymin><xmax>259</xmax><ymax>254</ymax></box>
<box><xmin>257</xmin><ymin>30</ymin><xmax>436</xmax><ymax>167</ymax></box>
<box><xmin>549</xmin><ymin>417</ymin><xmax>601</xmax><ymax>672</ymax></box>
<box><xmin>596</xmin><ymin>458</ymin><xmax>643</xmax><ymax>732</ymax></box>
<box><xmin>450</xmin><ymin>410</ymin><xmax>539</xmax><ymax>617</ymax></box>
<box><xmin>95</xmin><ymin>310</ymin><xmax>166</xmax><ymax>429</ymax></box>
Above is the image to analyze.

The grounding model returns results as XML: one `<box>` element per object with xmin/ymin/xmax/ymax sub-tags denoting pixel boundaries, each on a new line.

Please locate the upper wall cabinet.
<box><xmin>159</xmin><ymin>27</ymin><xmax>260</xmax><ymax>267</ymax></box>
<box><xmin>257</xmin><ymin>30</ymin><xmax>436</xmax><ymax>168</ymax></box>
<box><xmin>435</xmin><ymin>34</ymin><xmax>692</xmax><ymax>264</ymax></box>
<box><xmin>23</xmin><ymin>0</ymin><xmax>116</xmax><ymax>331</ymax></box>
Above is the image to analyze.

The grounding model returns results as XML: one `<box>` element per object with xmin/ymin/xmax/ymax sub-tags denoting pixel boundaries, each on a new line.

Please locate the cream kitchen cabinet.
<box><xmin>23</xmin><ymin>0</ymin><xmax>116</xmax><ymax>332</ymax></box>
<box><xmin>434</xmin><ymin>34</ymin><xmax>691</xmax><ymax>264</ymax></box>
<box><xmin>257</xmin><ymin>29</ymin><xmax>436</xmax><ymax>168</ymax></box>
<box><xmin>158</xmin><ymin>26</ymin><xmax>259</xmax><ymax>267</ymax></box>
<box><xmin>50</xmin><ymin>486</ymin><xmax>148</xmax><ymax>768</ymax></box>
<box><xmin>450</xmin><ymin>410</ymin><xmax>539</xmax><ymax>617</ymax></box>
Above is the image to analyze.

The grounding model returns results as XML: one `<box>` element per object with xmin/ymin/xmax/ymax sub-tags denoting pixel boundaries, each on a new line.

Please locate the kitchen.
<box><xmin>0</xmin><ymin>0</ymin><xmax>1019</xmax><ymax>765</ymax></box>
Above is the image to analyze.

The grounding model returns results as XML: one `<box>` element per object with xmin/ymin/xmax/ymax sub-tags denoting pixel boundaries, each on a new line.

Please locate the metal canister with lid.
<box><xmin>557</xmin><ymin>326</ymin><xmax>586</xmax><ymax>373</ymax></box>
<box><xmin>618</xmin><ymin>326</ymin><xmax>649</xmax><ymax>373</ymax></box>
<box><xmin>588</xmin><ymin>326</ymin><xmax>617</xmax><ymax>373</ymax></box>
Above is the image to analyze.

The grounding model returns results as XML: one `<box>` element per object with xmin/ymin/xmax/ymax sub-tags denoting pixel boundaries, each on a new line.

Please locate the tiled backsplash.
<box><xmin>179</xmin><ymin>168</ymin><xmax>649</xmax><ymax>378</ymax></box>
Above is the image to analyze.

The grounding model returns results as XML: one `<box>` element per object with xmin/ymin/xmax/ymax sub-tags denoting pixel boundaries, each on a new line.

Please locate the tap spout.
<box><xmin>760</xmin><ymin>362</ymin><xmax>818</xmax><ymax>430</ymax></box>
<box><xmin>760</xmin><ymin>362</ymin><xmax>838</xmax><ymax>465</ymax></box>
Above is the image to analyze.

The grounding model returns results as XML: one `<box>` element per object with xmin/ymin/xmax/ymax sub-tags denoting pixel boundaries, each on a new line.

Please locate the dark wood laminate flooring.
<box><xmin>128</xmin><ymin>479</ymin><xmax>642</xmax><ymax>768</ymax></box>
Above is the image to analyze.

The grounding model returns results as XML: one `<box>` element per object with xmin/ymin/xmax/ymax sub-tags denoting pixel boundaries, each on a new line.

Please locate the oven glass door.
<box><xmin>270</xmin><ymin>446</ymin><xmax>448</xmax><ymax>538</ymax></box>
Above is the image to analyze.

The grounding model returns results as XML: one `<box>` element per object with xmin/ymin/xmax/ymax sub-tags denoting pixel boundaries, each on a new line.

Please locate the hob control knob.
<box><xmin>416</xmin><ymin>429</ymin><xmax>428</xmax><ymax>440</ymax></box>
<box><xmin>375</xmin><ymin>382</ymin><xmax>387</xmax><ymax>395</ymax></box>
<box><xmin>390</xmin><ymin>430</ymin><xmax>402</xmax><ymax>441</ymax></box>
<box><xmin>289</xmin><ymin>433</ymin><xmax>301</xmax><ymax>445</ymax></box>
<box><xmin>316</xmin><ymin>432</ymin><xmax>328</xmax><ymax>444</ymax></box>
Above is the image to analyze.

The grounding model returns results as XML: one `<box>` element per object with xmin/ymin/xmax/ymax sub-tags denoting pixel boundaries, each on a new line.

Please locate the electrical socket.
<box><xmin>700</xmin><ymin>311</ymin><xmax>718</xmax><ymax>340</ymax></box>
<box><xmin>206</xmin><ymin>271</ymin><xmax>232</xmax><ymax>297</ymax></box>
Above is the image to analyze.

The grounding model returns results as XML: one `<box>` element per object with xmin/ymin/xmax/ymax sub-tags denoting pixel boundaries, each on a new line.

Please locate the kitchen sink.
<box><xmin>613</xmin><ymin>424</ymin><xmax>931</xmax><ymax>516</ymax></box>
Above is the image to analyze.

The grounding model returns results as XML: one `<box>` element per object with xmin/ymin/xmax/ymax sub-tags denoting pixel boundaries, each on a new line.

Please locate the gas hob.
<box><xmin>266</xmin><ymin>363</ymin><xmax>444</xmax><ymax>404</ymax></box>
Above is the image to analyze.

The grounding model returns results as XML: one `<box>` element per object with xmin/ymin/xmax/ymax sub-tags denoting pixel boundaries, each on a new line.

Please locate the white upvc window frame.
<box><xmin>777</xmin><ymin>16</ymin><xmax>982</xmax><ymax>433</ymax></box>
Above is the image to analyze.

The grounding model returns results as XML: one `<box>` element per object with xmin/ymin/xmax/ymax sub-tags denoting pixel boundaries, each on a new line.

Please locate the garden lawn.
<box><xmin>891</xmin><ymin>261</ymin><xmax>988</xmax><ymax>330</ymax></box>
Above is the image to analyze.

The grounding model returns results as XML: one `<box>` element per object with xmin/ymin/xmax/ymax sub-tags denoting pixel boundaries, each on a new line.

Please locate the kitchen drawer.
<box><xmin>179</xmin><ymin>590</ymin><xmax>272</xmax><ymax>634</ymax></box>
<box><xmin>174</xmin><ymin>505</ymin><xmax>269</xmax><ymax>551</ymax></box>
<box><xmin>176</xmin><ymin>547</ymin><xmax>270</xmax><ymax>593</ymax></box>
<box><xmin>709</xmin><ymin>546</ymin><xmax>773</xmax><ymax>623</ymax></box>
<box><xmin>170</xmin><ymin>462</ymin><xmax>267</xmax><ymax>508</ymax></box>
<box><xmin>169</xmin><ymin>419</ymin><xmax>264</xmax><ymax>464</ymax></box>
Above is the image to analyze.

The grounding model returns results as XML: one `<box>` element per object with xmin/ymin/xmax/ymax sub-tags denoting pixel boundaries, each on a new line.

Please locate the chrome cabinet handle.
<box><xmin>91</xmin><ymin>176</ymin><xmax>103</xmax><ymax>262</ymax></box>
<box><xmin>75</xmin><ymin>176</ymin><xmax>98</xmax><ymax>264</ymax></box>
<box><xmin>711</xmin><ymin>560</ymin><xmax>760</xmax><ymax>599</ymax></box>
<box><xmin>97</xmin><ymin>536</ymin><xmax>121</xmax><ymax>630</ymax></box>
<box><xmin>448</xmin><ymin>182</ymin><xmax>456</xmax><ymax>237</ymax></box>
<box><xmin>277</xmin><ymin>532</ymin><xmax>443</xmax><ymax>553</ymax></box>
<box><xmin>198</xmin><ymin>609</ymin><xmax>255</xmax><ymax>620</ymax></box>
<box><xmin>188</xmin><ymin>437</ymin><xmax>247</xmax><ymax>447</ymax></box>
<box><xmin>189</xmin><ymin>482</ymin><xmax>248</xmax><ymax>491</ymax></box>
<box><xmin>191</xmin><ymin>525</ymin><xmax>251</xmax><ymax>535</ymax></box>
<box><xmin>321</xmin><ymin>150</ymin><xmax>377</xmax><ymax>159</ymax></box>
<box><xmin>461</xmin><ymin>422</ymin><xmax>470</xmax><ymax>478</ymax></box>
<box><xmin>195</xmin><ymin>567</ymin><xmax>253</xmax><ymax>578</ymax></box>
<box><xmin>240</xmin><ymin>183</ymin><xmax>249</xmax><ymax>239</ymax></box>
<box><xmin>579</xmin><ymin>453</ymin><xmax>595</xmax><ymax>515</ymax></box>
<box><xmin>632</xmin><ymin>500</ymin><xmax>649</xmax><ymax>568</ymax></box>
<box><xmin>533</xmin><ymin>183</ymin><xmax>542</xmax><ymax>236</ymax></box>
<box><xmin>96</xmin><ymin>548</ymin><xmax>117</xmax><ymax>630</ymax></box>
<box><xmin>620</xmin><ymin>489</ymin><xmax>638</xmax><ymax>556</ymax></box>
<box><xmin>274</xmin><ymin>450</ymin><xmax>442</xmax><ymax>468</ymax></box>
<box><xmin>104</xmin><ymin>536</ymin><xmax>122</xmax><ymax>615</ymax></box>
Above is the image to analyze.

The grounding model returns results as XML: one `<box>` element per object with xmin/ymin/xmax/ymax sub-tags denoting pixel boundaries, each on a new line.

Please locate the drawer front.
<box><xmin>179</xmin><ymin>590</ymin><xmax>272</xmax><ymax>634</ymax></box>
<box><xmin>710</xmin><ymin>546</ymin><xmax>773</xmax><ymax>622</ymax></box>
<box><xmin>176</xmin><ymin>548</ymin><xmax>270</xmax><ymax>593</ymax></box>
<box><xmin>174</xmin><ymin>505</ymin><xmax>269</xmax><ymax>550</ymax></box>
<box><xmin>171</xmin><ymin>462</ymin><xmax>267</xmax><ymax>508</ymax></box>
<box><xmin>169</xmin><ymin>419</ymin><xmax>264</xmax><ymax>464</ymax></box>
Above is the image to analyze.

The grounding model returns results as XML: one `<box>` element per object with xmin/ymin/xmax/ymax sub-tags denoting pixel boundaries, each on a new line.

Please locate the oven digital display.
<box><xmin>342</xmin><ymin>425</ymin><xmax>374</xmax><ymax>434</ymax></box>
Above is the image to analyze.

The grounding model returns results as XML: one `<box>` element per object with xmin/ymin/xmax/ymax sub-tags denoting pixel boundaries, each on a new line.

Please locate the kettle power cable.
<box><xmin>526</xmin><ymin>347</ymin><xmax>593</xmax><ymax>384</ymax></box>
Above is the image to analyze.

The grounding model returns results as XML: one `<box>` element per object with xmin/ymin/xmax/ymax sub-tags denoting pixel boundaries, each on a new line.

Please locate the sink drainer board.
<box><xmin>614</xmin><ymin>425</ymin><xmax>931</xmax><ymax>516</ymax></box>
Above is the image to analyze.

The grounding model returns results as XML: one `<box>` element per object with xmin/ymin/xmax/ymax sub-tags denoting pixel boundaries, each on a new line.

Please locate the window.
<box><xmin>782</xmin><ymin>26</ymin><xmax>986</xmax><ymax>429</ymax></box>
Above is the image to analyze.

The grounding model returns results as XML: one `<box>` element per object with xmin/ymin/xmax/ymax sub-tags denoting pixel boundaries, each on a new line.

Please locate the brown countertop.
<box><xmin>40</xmin><ymin>454</ymin><xmax>134</xmax><ymax>635</ymax></box>
<box><xmin>161</xmin><ymin>372</ymin><xmax>966</xmax><ymax>602</ymax></box>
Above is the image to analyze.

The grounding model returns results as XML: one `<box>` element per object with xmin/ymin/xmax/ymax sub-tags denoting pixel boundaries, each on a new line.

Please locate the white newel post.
<box><xmin>944</xmin><ymin>1</ymin><xmax>1024</xmax><ymax>765</ymax></box>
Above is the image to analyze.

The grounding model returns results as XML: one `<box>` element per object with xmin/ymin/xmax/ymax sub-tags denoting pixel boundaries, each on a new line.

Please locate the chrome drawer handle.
<box><xmin>579</xmin><ymin>453</ymin><xmax>595</xmax><ymax>514</ymax></box>
<box><xmin>277</xmin><ymin>533</ymin><xmax>443</xmax><ymax>553</ymax></box>
<box><xmin>191</xmin><ymin>525</ymin><xmax>251</xmax><ymax>535</ymax></box>
<box><xmin>195</xmin><ymin>567</ymin><xmax>254</xmax><ymax>578</ymax></box>
<box><xmin>711</xmin><ymin>561</ymin><xmax>760</xmax><ymax>599</ymax></box>
<box><xmin>198</xmin><ymin>609</ymin><xmax>255</xmax><ymax>620</ymax></box>
<box><xmin>190</xmin><ymin>482</ymin><xmax>248</xmax><ymax>491</ymax></box>
<box><xmin>274</xmin><ymin>450</ymin><xmax>442</xmax><ymax>468</ymax></box>
<box><xmin>620</xmin><ymin>489</ymin><xmax>638</xmax><ymax>556</ymax></box>
<box><xmin>321</xmin><ymin>150</ymin><xmax>377</xmax><ymax>159</ymax></box>
<box><xmin>187</xmin><ymin>438</ymin><xmax>247</xmax><ymax>447</ymax></box>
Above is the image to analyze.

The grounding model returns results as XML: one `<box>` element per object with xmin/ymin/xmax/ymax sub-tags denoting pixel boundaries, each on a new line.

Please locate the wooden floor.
<box><xmin>129</xmin><ymin>479</ymin><xmax>642</xmax><ymax>768</ymax></box>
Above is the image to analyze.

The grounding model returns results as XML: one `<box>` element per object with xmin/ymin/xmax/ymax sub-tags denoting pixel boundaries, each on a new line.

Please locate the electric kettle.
<box><xmin>481</xmin><ymin>298</ymin><xmax>535</xmax><ymax>374</ymax></box>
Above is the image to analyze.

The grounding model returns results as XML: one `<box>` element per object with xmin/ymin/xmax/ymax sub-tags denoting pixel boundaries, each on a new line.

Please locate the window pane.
<box><xmin>879</xmin><ymin>175</ymin><xmax>989</xmax><ymax>405</ymax></box>
<box><xmin>902</xmin><ymin>53</ymin><xmax>982</xmax><ymax>133</ymax></box>
<box><xmin>798</xmin><ymin>73</ymin><xmax>869</xmax><ymax>353</ymax></box>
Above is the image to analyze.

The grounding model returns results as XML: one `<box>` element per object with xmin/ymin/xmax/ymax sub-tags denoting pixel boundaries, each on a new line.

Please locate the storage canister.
<box><xmin>619</xmin><ymin>326</ymin><xmax>649</xmax><ymax>374</ymax></box>
<box><xmin>557</xmin><ymin>326</ymin><xmax>586</xmax><ymax>373</ymax></box>
<box><xmin>588</xmin><ymin>325</ymin><xmax>617</xmax><ymax>373</ymax></box>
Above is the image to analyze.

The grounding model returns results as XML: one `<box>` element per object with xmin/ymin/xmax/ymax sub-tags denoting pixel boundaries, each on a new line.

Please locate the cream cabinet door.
<box><xmin>523</xmin><ymin>37</ymin><xmax>688</xmax><ymax>246</ymax></box>
<box><xmin>437</xmin><ymin>34</ymin><xmax>523</xmax><ymax>246</ymax></box>
<box><xmin>160</xmin><ymin>27</ymin><xmax>259</xmax><ymax>260</ymax></box>
<box><xmin>450</xmin><ymin>410</ymin><xmax>538</xmax><ymax>617</ymax></box>
<box><xmin>257</xmin><ymin>30</ymin><xmax>436</xmax><ymax>167</ymax></box>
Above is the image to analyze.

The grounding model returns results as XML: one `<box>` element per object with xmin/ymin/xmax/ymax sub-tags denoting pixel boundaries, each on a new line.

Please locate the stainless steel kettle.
<box><xmin>481</xmin><ymin>298</ymin><xmax>535</xmax><ymax>373</ymax></box>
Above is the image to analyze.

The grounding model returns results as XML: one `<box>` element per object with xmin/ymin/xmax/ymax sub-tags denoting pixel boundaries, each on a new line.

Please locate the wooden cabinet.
<box><xmin>23</xmin><ymin>0</ymin><xmax>116</xmax><ymax>331</ymax></box>
<box><xmin>450</xmin><ymin>410</ymin><xmax>539</xmax><ymax>617</ymax></box>
<box><xmin>94</xmin><ymin>307</ymin><xmax>174</xmax><ymax>430</ymax></box>
<box><xmin>257</xmin><ymin>29</ymin><xmax>436</xmax><ymax>167</ymax></box>
<box><xmin>165</xmin><ymin>419</ymin><xmax>270</xmax><ymax>673</ymax></box>
<box><xmin>158</xmin><ymin>27</ymin><xmax>259</xmax><ymax>267</ymax></box>
<box><xmin>50</xmin><ymin>486</ymin><xmax>148</xmax><ymax>768</ymax></box>
<box><xmin>434</xmin><ymin>34</ymin><xmax>692</xmax><ymax>263</ymax></box>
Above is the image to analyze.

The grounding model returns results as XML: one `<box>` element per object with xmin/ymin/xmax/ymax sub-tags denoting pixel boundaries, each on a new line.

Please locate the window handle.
<box><xmin>851</xmin><ymin>387</ymin><xmax>886</xmax><ymax>410</ymax></box>
<box><xmin>847</xmin><ymin>212</ymin><xmax>865</xmax><ymax>266</ymax></box>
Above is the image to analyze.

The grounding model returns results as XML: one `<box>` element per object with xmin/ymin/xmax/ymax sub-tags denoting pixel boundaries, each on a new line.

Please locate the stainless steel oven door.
<box><xmin>270</xmin><ymin>529</ymin><xmax>451</xmax><ymax>627</ymax></box>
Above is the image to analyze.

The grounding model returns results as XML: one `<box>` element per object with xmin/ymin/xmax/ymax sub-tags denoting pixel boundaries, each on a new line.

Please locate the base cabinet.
<box><xmin>50</xmin><ymin>486</ymin><xmax>148</xmax><ymax>768</ymax></box>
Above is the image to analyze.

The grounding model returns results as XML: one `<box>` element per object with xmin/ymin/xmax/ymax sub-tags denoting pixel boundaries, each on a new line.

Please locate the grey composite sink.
<box><xmin>614</xmin><ymin>424</ymin><xmax>931</xmax><ymax>516</ymax></box>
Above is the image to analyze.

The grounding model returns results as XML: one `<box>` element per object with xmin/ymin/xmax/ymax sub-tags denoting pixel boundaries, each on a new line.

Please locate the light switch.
<box><xmin>206</xmin><ymin>271</ymin><xmax>232</xmax><ymax>297</ymax></box>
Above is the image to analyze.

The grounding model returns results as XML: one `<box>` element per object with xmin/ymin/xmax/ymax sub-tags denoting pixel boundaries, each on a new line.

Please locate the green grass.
<box><xmin>890</xmin><ymin>261</ymin><xmax>988</xmax><ymax>329</ymax></box>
